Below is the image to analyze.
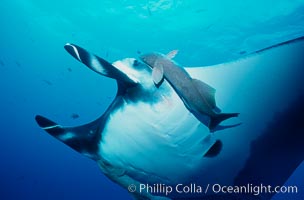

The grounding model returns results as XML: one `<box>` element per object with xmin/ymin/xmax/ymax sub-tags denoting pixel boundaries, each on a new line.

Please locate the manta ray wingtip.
<box><xmin>35</xmin><ymin>115</ymin><xmax>56</xmax><ymax>128</ymax></box>
<box><xmin>64</xmin><ymin>43</ymin><xmax>73</xmax><ymax>50</ymax></box>
<box><xmin>35</xmin><ymin>115</ymin><xmax>64</xmax><ymax>136</ymax></box>
<box><xmin>63</xmin><ymin>43</ymin><xmax>83</xmax><ymax>62</ymax></box>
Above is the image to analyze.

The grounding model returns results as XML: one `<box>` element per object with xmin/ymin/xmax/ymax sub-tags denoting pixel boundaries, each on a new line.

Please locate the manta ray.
<box><xmin>35</xmin><ymin>37</ymin><xmax>304</xmax><ymax>200</ymax></box>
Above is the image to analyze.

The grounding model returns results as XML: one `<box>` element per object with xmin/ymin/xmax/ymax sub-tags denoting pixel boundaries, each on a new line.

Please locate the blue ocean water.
<box><xmin>1</xmin><ymin>0</ymin><xmax>304</xmax><ymax>199</ymax></box>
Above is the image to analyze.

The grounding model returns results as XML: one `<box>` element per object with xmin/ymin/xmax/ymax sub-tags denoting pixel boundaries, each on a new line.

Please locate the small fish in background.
<box><xmin>71</xmin><ymin>32</ymin><xmax>76</xmax><ymax>39</ymax></box>
<box><xmin>105</xmin><ymin>51</ymin><xmax>109</xmax><ymax>58</ymax></box>
<box><xmin>71</xmin><ymin>113</ymin><xmax>80</xmax><ymax>119</ymax></box>
<box><xmin>195</xmin><ymin>8</ymin><xmax>207</xmax><ymax>13</ymax></box>
<box><xmin>0</xmin><ymin>59</ymin><xmax>5</xmax><ymax>67</ymax></box>
<box><xmin>67</xmin><ymin>67</ymin><xmax>72</xmax><ymax>72</ymax></box>
<box><xmin>15</xmin><ymin>61</ymin><xmax>21</xmax><ymax>68</ymax></box>
<box><xmin>16</xmin><ymin>175</ymin><xmax>25</xmax><ymax>181</ymax></box>
<box><xmin>239</xmin><ymin>50</ymin><xmax>247</xmax><ymax>55</ymax></box>
<box><xmin>137</xmin><ymin>50</ymin><xmax>141</xmax><ymax>55</ymax></box>
<box><xmin>42</xmin><ymin>79</ymin><xmax>53</xmax><ymax>86</ymax></box>
<box><xmin>147</xmin><ymin>5</ymin><xmax>152</xmax><ymax>16</ymax></box>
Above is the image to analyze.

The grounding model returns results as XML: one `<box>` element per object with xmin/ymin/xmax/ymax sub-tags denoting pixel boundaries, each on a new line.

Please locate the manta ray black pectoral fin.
<box><xmin>64</xmin><ymin>43</ymin><xmax>137</xmax><ymax>87</ymax></box>
<box><xmin>209</xmin><ymin>113</ymin><xmax>240</xmax><ymax>131</ymax></box>
<box><xmin>35</xmin><ymin>115</ymin><xmax>102</xmax><ymax>160</ymax></box>
<box><xmin>192</xmin><ymin>79</ymin><xmax>217</xmax><ymax>109</ymax></box>
<box><xmin>204</xmin><ymin>140</ymin><xmax>222</xmax><ymax>157</ymax></box>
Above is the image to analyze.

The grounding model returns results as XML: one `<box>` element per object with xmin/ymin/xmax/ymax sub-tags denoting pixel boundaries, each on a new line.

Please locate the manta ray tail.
<box><xmin>35</xmin><ymin>115</ymin><xmax>102</xmax><ymax>160</ymax></box>
<box><xmin>209</xmin><ymin>113</ymin><xmax>240</xmax><ymax>131</ymax></box>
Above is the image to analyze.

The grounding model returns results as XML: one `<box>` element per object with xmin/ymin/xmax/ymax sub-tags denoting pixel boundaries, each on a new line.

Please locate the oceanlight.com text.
<box><xmin>129</xmin><ymin>183</ymin><xmax>298</xmax><ymax>196</ymax></box>
<box><xmin>212</xmin><ymin>183</ymin><xmax>298</xmax><ymax>196</ymax></box>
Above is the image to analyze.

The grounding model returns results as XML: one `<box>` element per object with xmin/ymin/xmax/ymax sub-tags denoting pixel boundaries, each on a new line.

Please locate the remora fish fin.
<box><xmin>192</xmin><ymin>78</ymin><xmax>217</xmax><ymax>109</ymax></box>
<box><xmin>212</xmin><ymin>123</ymin><xmax>242</xmax><ymax>132</ymax></box>
<box><xmin>209</xmin><ymin>113</ymin><xmax>240</xmax><ymax>130</ymax></box>
<box><xmin>152</xmin><ymin>61</ymin><xmax>164</xmax><ymax>85</ymax></box>
<box><xmin>64</xmin><ymin>43</ymin><xmax>137</xmax><ymax>86</ymax></box>
<box><xmin>35</xmin><ymin>115</ymin><xmax>101</xmax><ymax>160</ymax></box>
<box><xmin>204</xmin><ymin>140</ymin><xmax>222</xmax><ymax>157</ymax></box>
<box><xmin>166</xmin><ymin>49</ymin><xmax>179</xmax><ymax>59</ymax></box>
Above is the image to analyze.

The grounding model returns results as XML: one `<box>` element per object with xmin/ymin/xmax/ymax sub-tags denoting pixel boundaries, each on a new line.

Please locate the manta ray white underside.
<box><xmin>36</xmin><ymin>37</ymin><xmax>304</xmax><ymax>200</ymax></box>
